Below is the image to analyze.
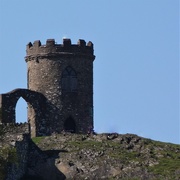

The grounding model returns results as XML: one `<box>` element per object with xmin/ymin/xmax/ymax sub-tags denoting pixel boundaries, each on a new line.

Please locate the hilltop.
<box><xmin>0</xmin><ymin>127</ymin><xmax>179</xmax><ymax>180</ymax></box>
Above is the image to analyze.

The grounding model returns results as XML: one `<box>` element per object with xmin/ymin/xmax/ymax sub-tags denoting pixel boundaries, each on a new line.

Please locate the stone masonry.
<box><xmin>0</xmin><ymin>38</ymin><xmax>95</xmax><ymax>137</ymax></box>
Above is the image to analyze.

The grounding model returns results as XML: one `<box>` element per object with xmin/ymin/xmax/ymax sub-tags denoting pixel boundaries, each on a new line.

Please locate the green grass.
<box><xmin>148</xmin><ymin>157</ymin><xmax>180</xmax><ymax>178</ymax></box>
<box><xmin>32</xmin><ymin>136</ymin><xmax>46</xmax><ymax>144</ymax></box>
<box><xmin>31</xmin><ymin>134</ymin><xmax>180</xmax><ymax>179</ymax></box>
<box><xmin>68</xmin><ymin>140</ymin><xmax>103</xmax><ymax>148</ymax></box>
<box><xmin>0</xmin><ymin>147</ymin><xmax>18</xmax><ymax>163</ymax></box>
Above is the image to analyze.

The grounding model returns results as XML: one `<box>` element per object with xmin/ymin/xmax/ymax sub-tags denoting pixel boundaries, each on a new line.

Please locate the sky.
<box><xmin>0</xmin><ymin>0</ymin><xmax>179</xmax><ymax>144</ymax></box>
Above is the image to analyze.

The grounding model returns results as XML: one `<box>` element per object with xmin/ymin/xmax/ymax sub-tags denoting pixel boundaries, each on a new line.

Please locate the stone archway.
<box><xmin>64</xmin><ymin>117</ymin><xmax>76</xmax><ymax>133</ymax></box>
<box><xmin>0</xmin><ymin>88</ymin><xmax>46</xmax><ymax>137</ymax></box>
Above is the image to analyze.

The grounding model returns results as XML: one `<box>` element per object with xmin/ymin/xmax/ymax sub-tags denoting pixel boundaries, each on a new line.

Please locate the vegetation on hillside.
<box><xmin>1</xmin><ymin>131</ymin><xmax>180</xmax><ymax>179</ymax></box>
<box><xmin>31</xmin><ymin>133</ymin><xmax>180</xmax><ymax>179</ymax></box>
<box><xmin>0</xmin><ymin>124</ymin><xmax>19</xmax><ymax>179</ymax></box>
<box><xmin>0</xmin><ymin>145</ymin><xmax>18</xmax><ymax>180</ymax></box>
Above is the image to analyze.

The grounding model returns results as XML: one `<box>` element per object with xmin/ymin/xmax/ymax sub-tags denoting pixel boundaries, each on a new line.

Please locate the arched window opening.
<box><xmin>61</xmin><ymin>66</ymin><xmax>77</xmax><ymax>92</ymax></box>
<box><xmin>16</xmin><ymin>97</ymin><xmax>27</xmax><ymax>123</ymax></box>
<box><xmin>64</xmin><ymin>117</ymin><xmax>76</xmax><ymax>133</ymax></box>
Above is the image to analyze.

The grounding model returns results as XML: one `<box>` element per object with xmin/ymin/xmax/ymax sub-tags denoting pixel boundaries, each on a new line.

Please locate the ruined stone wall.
<box><xmin>25</xmin><ymin>39</ymin><xmax>95</xmax><ymax>134</ymax></box>
<box><xmin>5</xmin><ymin>134</ymin><xmax>30</xmax><ymax>180</ymax></box>
<box><xmin>0</xmin><ymin>89</ymin><xmax>47</xmax><ymax>137</ymax></box>
<box><xmin>0</xmin><ymin>123</ymin><xmax>30</xmax><ymax>180</ymax></box>
<box><xmin>0</xmin><ymin>123</ymin><xmax>29</xmax><ymax>138</ymax></box>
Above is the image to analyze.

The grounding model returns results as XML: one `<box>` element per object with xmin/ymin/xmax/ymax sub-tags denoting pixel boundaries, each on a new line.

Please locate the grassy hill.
<box><xmin>28</xmin><ymin>133</ymin><xmax>180</xmax><ymax>179</ymax></box>
<box><xmin>0</xmin><ymin>127</ymin><xmax>180</xmax><ymax>180</ymax></box>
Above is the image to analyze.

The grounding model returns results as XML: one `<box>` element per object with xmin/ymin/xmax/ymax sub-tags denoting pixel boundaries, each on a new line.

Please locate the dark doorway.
<box><xmin>64</xmin><ymin>117</ymin><xmax>76</xmax><ymax>133</ymax></box>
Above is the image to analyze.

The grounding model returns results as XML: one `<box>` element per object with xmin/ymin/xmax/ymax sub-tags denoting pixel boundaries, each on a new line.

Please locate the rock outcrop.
<box><xmin>27</xmin><ymin>133</ymin><xmax>180</xmax><ymax>180</ymax></box>
<box><xmin>0</xmin><ymin>129</ymin><xmax>180</xmax><ymax>180</ymax></box>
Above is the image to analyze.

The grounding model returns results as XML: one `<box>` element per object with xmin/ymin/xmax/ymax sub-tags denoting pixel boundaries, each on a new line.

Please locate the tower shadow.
<box><xmin>22</xmin><ymin>140</ymin><xmax>67</xmax><ymax>180</ymax></box>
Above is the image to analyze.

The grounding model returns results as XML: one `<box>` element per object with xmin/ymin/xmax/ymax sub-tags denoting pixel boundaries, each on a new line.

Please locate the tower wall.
<box><xmin>25</xmin><ymin>39</ymin><xmax>95</xmax><ymax>135</ymax></box>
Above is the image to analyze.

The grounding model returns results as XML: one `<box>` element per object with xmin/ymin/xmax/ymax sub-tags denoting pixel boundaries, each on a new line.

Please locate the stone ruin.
<box><xmin>0</xmin><ymin>38</ymin><xmax>95</xmax><ymax>137</ymax></box>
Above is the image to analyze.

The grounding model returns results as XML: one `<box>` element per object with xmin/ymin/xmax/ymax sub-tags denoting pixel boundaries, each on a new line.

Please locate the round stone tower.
<box><xmin>25</xmin><ymin>38</ymin><xmax>95</xmax><ymax>136</ymax></box>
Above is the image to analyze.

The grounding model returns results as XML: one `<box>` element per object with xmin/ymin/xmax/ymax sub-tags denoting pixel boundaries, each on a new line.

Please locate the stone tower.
<box><xmin>25</xmin><ymin>39</ymin><xmax>95</xmax><ymax>136</ymax></box>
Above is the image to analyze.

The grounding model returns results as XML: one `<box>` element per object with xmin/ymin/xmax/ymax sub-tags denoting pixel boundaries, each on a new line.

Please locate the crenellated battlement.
<box><xmin>25</xmin><ymin>39</ymin><xmax>95</xmax><ymax>61</ymax></box>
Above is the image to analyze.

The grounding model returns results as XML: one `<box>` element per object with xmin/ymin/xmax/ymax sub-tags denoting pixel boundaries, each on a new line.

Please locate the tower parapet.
<box><xmin>25</xmin><ymin>39</ymin><xmax>95</xmax><ymax>62</ymax></box>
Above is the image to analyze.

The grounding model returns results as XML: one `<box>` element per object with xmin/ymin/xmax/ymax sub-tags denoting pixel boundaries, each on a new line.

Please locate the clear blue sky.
<box><xmin>0</xmin><ymin>0</ymin><xmax>179</xmax><ymax>144</ymax></box>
